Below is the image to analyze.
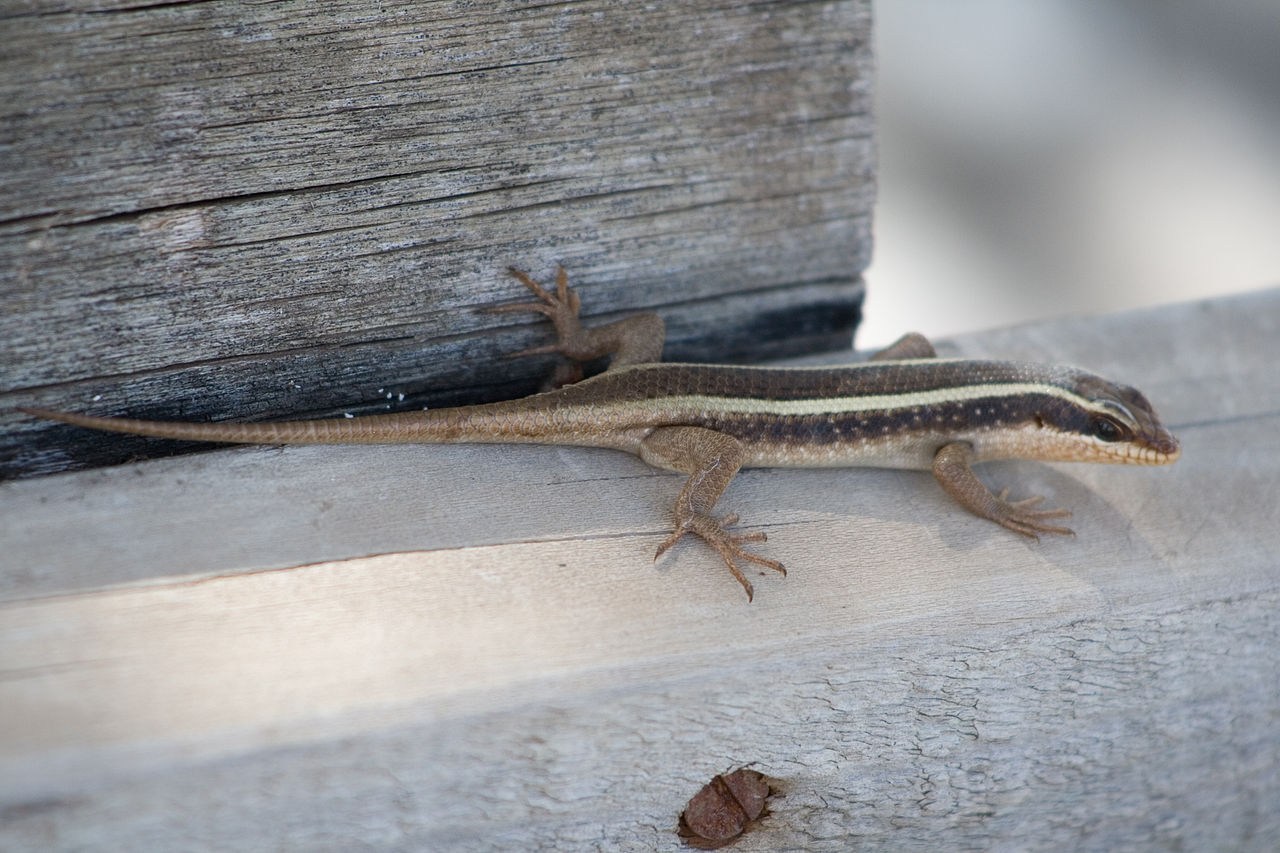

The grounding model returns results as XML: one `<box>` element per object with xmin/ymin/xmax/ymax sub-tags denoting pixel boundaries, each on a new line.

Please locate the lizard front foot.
<box><xmin>990</xmin><ymin>489</ymin><xmax>1074</xmax><ymax>539</ymax></box>
<box><xmin>655</xmin><ymin>511</ymin><xmax>785</xmax><ymax>602</ymax></box>
<box><xmin>932</xmin><ymin>441</ymin><xmax>1075</xmax><ymax>540</ymax></box>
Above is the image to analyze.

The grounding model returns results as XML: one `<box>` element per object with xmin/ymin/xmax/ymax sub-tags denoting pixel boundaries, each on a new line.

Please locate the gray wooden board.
<box><xmin>0</xmin><ymin>0</ymin><xmax>873</xmax><ymax>478</ymax></box>
<box><xmin>1</xmin><ymin>289</ymin><xmax>1277</xmax><ymax>850</ymax></box>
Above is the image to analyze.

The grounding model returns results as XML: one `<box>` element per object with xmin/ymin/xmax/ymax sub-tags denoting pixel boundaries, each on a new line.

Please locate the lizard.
<box><xmin>20</xmin><ymin>267</ymin><xmax>1181</xmax><ymax>600</ymax></box>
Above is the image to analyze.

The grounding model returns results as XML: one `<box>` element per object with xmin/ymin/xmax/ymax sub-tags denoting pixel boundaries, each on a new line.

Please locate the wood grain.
<box><xmin>0</xmin><ymin>0</ymin><xmax>873</xmax><ymax>478</ymax></box>
<box><xmin>1</xmin><ymin>290</ymin><xmax>1276</xmax><ymax>850</ymax></box>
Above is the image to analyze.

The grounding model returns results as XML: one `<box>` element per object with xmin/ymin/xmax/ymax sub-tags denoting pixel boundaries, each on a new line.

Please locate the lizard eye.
<box><xmin>1090</xmin><ymin>416</ymin><xmax>1124</xmax><ymax>442</ymax></box>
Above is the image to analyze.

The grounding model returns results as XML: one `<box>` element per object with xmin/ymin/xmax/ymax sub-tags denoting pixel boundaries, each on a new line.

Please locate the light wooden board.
<box><xmin>0</xmin><ymin>0</ymin><xmax>873</xmax><ymax>478</ymax></box>
<box><xmin>1</xmin><ymin>290</ymin><xmax>1277</xmax><ymax>850</ymax></box>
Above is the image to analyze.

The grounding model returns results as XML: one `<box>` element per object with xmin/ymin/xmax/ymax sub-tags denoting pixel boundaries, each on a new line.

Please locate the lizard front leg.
<box><xmin>932</xmin><ymin>441</ymin><xmax>1074</xmax><ymax>538</ymax></box>
<box><xmin>488</xmin><ymin>266</ymin><xmax>667</xmax><ymax>386</ymax></box>
<box><xmin>640</xmin><ymin>426</ymin><xmax>784</xmax><ymax>601</ymax></box>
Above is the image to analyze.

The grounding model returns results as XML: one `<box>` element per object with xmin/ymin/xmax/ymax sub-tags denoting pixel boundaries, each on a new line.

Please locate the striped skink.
<box><xmin>21</xmin><ymin>268</ymin><xmax>1180</xmax><ymax>599</ymax></box>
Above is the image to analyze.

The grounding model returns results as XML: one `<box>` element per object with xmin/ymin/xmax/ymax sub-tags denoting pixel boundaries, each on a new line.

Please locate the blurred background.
<box><xmin>861</xmin><ymin>0</ymin><xmax>1280</xmax><ymax>348</ymax></box>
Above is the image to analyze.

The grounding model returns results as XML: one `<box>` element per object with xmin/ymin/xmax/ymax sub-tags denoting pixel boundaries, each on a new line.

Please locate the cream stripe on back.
<box><xmin>592</xmin><ymin>381</ymin><xmax>1100</xmax><ymax>419</ymax></box>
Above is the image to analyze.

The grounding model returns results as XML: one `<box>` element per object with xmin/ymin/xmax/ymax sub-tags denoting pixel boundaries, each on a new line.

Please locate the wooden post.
<box><xmin>1</xmin><ymin>1</ymin><xmax>874</xmax><ymax>478</ymax></box>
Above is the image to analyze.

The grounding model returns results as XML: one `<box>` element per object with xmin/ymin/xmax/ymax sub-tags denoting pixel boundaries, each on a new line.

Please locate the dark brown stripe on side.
<box><xmin>694</xmin><ymin>393</ymin><xmax>1056</xmax><ymax>446</ymax></box>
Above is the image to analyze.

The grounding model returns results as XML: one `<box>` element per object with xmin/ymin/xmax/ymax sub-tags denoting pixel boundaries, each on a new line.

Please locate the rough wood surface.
<box><xmin>1</xmin><ymin>290</ymin><xmax>1277</xmax><ymax>851</ymax></box>
<box><xmin>0</xmin><ymin>0</ymin><xmax>873</xmax><ymax>478</ymax></box>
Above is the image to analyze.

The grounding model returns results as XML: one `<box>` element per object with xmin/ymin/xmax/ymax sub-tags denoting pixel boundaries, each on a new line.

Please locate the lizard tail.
<box><xmin>16</xmin><ymin>405</ymin><xmax>497</xmax><ymax>445</ymax></box>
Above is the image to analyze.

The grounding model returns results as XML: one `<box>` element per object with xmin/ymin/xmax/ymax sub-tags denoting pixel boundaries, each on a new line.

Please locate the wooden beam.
<box><xmin>1</xmin><ymin>289</ymin><xmax>1276</xmax><ymax>850</ymax></box>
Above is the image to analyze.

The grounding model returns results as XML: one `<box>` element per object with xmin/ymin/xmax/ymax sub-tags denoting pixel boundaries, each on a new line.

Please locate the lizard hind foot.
<box><xmin>655</xmin><ymin>512</ymin><xmax>785</xmax><ymax>602</ymax></box>
<box><xmin>481</xmin><ymin>266</ymin><xmax>593</xmax><ymax>388</ymax></box>
<box><xmin>487</xmin><ymin>265</ymin><xmax>666</xmax><ymax>375</ymax></box>
<box><xmin>488</xmin><ymin>266</ymin><xmax>585</xmax><ymax>344</ymax></box>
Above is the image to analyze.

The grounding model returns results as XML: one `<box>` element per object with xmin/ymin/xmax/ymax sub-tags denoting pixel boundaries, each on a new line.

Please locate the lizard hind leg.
<box><xmin>641</xmin><ymin>426</ymin><xmax>785</xmax><ymax>601</ymax></box>
<box><xmin>486</xmin><ymin>266</ymin><xmax>667</xmax><ymax>387</ymax></box>
<box><xmin>870</xmin><ymin>332</ymin><xmax>937</xmax><ymax>361</ymax></box>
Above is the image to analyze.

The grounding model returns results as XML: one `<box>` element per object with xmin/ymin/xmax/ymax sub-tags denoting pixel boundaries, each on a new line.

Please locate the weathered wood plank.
<box><xmin>0</xmin><ymin>0</ymin><xmax>874</xmax><ymax>477</ymax></box>
<box><xmin>0</xmin><ymin>290</ymin><xmax>1276</xmax><ymax>850</ymax></box>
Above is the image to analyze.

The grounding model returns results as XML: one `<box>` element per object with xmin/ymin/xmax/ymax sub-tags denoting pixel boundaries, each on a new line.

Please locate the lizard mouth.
<box><xmin>1143</xmin><ymin>431</ymin><xmax>1181</xmax><ymax>464</ymax></box>
<box><xmin>1110</xmin><ymin>429</ymin><xmax>1180</xmax><ymax>465</ymax></box>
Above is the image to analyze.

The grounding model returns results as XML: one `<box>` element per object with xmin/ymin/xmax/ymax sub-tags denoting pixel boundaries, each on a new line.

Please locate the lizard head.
<box><xmin>1033</xmin><ymin>373</ymin><xmax>1181</xmax><ymax>466</ymax></box>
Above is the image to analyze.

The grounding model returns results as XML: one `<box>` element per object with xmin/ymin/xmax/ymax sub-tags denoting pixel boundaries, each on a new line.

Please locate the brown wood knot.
<box><xmin>677</xmin><ymin>766</ymin><xmax>774</xmax><ymax>849</ymax></box>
